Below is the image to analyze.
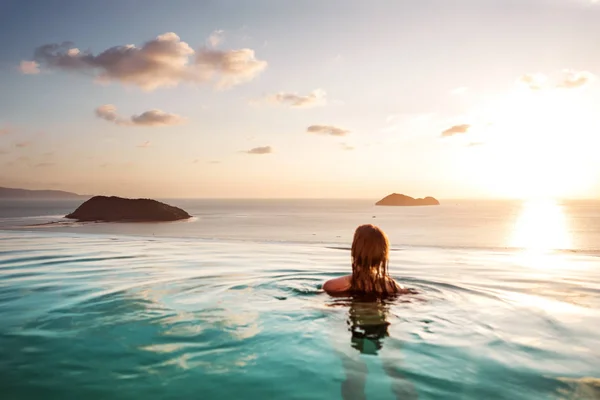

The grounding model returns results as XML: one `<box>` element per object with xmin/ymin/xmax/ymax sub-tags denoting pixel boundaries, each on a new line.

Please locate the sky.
<box><xmin>1</xmin><ymin>0</ymin><xmax>600</xmax><ymax>199</ymax></box>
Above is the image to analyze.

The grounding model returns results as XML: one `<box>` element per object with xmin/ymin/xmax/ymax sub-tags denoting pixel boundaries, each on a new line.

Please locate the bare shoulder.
<box><xmin>323</xmin><ymin>275</ymin><xmax>352</xmax><ymax>294</ymax></box>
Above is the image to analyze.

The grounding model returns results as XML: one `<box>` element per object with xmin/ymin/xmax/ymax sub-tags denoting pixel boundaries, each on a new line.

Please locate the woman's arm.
<box><xmin>323</xmin><ymin>275</ymin><xmax>352</xmax><ymax>294</ymax></box>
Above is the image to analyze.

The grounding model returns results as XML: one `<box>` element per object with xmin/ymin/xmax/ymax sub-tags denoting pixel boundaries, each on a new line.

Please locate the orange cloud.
<box><xmin>207</xmin><ymin>30</ymin><xmax>224</xmax><ymax>48</ymax></box>
<box><xmin>307</xmin><ymin>125</ymin><xmax>349</xmax><ymax>136</ymax></box>
<box><xmin>441</xmin><ymin>124</ymin><xmax>470</xmax><ymax>137</ymax></box>
<box><xmin>518</xmin><ymin>73</ymin><xmax>547</xmax><ymax>90</ymax></box>
<box><xmin>246</xmin><ymin>146</ymin><xmax>273</xmax><ymax>154</ymax></box>
<box><xmin>263</xmin><ymin>89</ymin><xmax>327</xmax><ymax>108</ymax></box>
<box><xmin>558</xmin><ymin>70</ymin><xmax>596</xmax><ymax>89</ymax></box>
<box><xmin>30</xmin><ymin>32</ymin><xmax>267</xmax><ymax>90</ymax></box>
<box><xmin>518</xmin><ymin>70</ymin><xmax>596</xmax><ymax>90</ymax></box>
<box><xmin>19</xmin><ymin>61</ymin><xmax>40</xmax><ymax>75</ymax></box>
<box><xmin>95</xmin><ymin>105</ymin><xmax>185</xmax><ymax>127</ymax></box>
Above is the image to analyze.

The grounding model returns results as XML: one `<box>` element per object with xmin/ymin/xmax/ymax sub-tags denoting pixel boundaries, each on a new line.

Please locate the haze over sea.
<box><xmin>1</xmin><ymin>198</ymin><xmax>599</xmax><ymax>399</ymax></box>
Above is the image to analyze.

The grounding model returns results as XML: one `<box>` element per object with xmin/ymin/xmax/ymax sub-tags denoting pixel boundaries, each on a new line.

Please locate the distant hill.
<box><xmin>0</xmin><ymin>186</ymin><xmax>90</xmax><ymax>199</ymax></box>
<box><xmin>376</xmin><ymin>193</ymin><xmax>440</xmax><ymax>206</ymax></box>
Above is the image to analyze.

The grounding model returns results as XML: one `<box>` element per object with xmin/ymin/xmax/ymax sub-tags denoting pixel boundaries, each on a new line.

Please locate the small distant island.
<box><xmin>0</xmin><ymin>186</ymin><xmax>89</xmax><ymax>200</ymax></box>
<box><xmin>66</xmin><ymin>196</ymin><xmax>192</xmax><ymax>222</ymax></box>
<box><xmin>375</xmin><ymin>193</ymin><xmax>440</xmax><ymax>206</ymax></box>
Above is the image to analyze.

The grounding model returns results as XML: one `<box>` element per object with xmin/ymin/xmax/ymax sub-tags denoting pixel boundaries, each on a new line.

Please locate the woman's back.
<box><xmin>323</xmin><ymin>224</ymin><xmax>410</xmax><ymax>297</ymax></box>
<box><xmin>323</xmin><ymin>275</ymin><xmax>406</xmax><ymax>296</ymax></box>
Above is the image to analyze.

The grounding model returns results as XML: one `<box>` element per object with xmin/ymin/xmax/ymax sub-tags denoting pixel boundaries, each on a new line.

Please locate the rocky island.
<box><xmin>375</xmin><ymin>193</ymin><xmax>440</xmax><ymax>206</ymax></box>
<box><xmin>65</xmin><ymin>196</ymin><xmax>192</xmax><ymax>222</ymax></box>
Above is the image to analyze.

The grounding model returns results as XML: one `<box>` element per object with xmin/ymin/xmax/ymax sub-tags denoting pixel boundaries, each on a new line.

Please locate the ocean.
<box><xmin>1</xmin><ymin>198</ymin><xmax>599</xmax><ymax>399</ymax></box>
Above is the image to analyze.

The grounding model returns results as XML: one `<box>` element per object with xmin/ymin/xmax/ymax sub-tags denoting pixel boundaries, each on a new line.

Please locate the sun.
<box><xmin>510</xmin><ymin>198</ymin><xmax>575</xmax><ymax>271</ymax></box>
<box><xmin>466</xmin><ymin>86</ymin><xmax>598</xmax><ymax>199</ymax></box>
<box><xmin>511</xmin><ymin>198</ymin><xmax>571</xmax><ymax>251</ymax></box>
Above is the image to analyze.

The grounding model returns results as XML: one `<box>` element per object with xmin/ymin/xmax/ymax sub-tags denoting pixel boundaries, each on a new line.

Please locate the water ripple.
<box><xmin>0</xmin><ymin>231</ymin><xmax>599</xmax><ymax>399</ymax></box>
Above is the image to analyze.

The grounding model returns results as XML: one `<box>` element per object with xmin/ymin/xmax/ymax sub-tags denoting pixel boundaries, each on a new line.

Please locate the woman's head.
<box><xmin>350</xmin><ymin>224</ymin><xmax>395</xmax><ymax>295</ymax></box>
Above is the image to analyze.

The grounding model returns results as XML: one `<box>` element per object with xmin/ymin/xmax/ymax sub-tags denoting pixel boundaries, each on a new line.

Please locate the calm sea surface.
<box><xmin>1</xmin><ymin>199</ymin><xmax>599</xmax><ymax>399</ymax></box>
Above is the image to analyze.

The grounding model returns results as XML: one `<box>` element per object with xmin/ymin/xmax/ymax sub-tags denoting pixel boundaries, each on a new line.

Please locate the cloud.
<box><xmin>42</xmin><ymin>151</ymin><xmax>54</xmax><ymax>156</ymax></box>
<box><xmin>246</xmin><ymin>146</ymin><xmax>273</xmax><ymax>154</ymax></box>
<box><xmin>0</xmin><ymin>149</ymin><xmax>8</xmax><ymax>155</ymax></box>
<box><xmin>35</xmin><ymin>162</ymin><xmax>55</xmax><ymax>168</ymax></box>
<box><xmin>95</xmin><ymin>104</ymin><xmax>120</xmax><ymax>123</ymax></box>
<box><xmin>95</xmin><ymin>104</ymin><xmax>185</xmax><ymax>127</ymax></box>
<box><xmin>19</xmin><ymin>61</ymin><xmax>40</xmax><ymax>75</ymax></box>
<box><xmin>15</xmin><ymin>141</ymin><xmax>31</xmax><ymax>148</ymax></box>
<box><xmin>558</xmin><ymin>70</ymin><xmax>596</xmax><ymax>89</ymax></box>
<box><xmin>209</xmin><ymin>160</ymin><xmax>221</xmax><ymax>164</ymax></box>
<box><xmin>518</xmin><ymin>70</ymin><xmax>596</xmax><ymax>90</ymax></box>
<box><xmin>0</xmin><ymin>127</ymin><xmax>11</xmax><ymax>135</ymax></box>
<box><xmin>518</xmin><ymin>73</ymin><xmax>547</xmax><ymax>90</ymax></box>
<box><xmin>132</xmin><ymin>110</ymin><xmax>184</xmax><ymax>126</ymax></box>
<box><xmin>137</xmin><ymin>141</ymin><xmax>151</xmax><ymax>148</ymax></box>
<box><xmin>263</xmin><ymin>89</ymin><xmax>327</xmax><ymax>108</ymax></box>
<box><xmin>196</xmin><ymin>47</ymin><xmax>267</xmax><ymax>89</ymax></box>
<box><xmin>30</xmin><ymin>32</ymin><xmax>267</xmax><ymax>91</ymax></box>
<box><xmin>207</xmin><ymin>30</ymin><xmax>224</xmax><ymax>47</ymax></box>
<box><xmin>441</xmin><ymin>124</ymin><xmax>470</xmax><ymax>137</ymax></box>
<box><xmin>307</xmin><ymin>125</ymin><xmax>350</xmax><ymax>136</ymax></box>
<box><xmin>340</xmin><ymin>143</ymin><xmax>354</xmax><ymax>151</ymax></box>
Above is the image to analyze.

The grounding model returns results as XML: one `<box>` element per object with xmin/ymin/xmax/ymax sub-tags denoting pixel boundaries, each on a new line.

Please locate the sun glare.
<box><xmin>511</xmin><ymin>198</ymin><xmax>571</xmax><ymax>251</ymax></box>
<box><xmin>467</xmin><ymin>87</ymin><xmax>598</xmax><ymax>199</ymax></box>
<box><xmin>510</xmin><ymin>198</ymin><xmax>572</xmax><ymax>269</ymax></box>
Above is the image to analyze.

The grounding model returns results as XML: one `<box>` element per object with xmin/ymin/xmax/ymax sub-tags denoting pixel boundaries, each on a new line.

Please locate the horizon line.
<box><xmin>2</xmin><ymin>186</ymin><xmax>599</xmax><ymax>201</ymax></box>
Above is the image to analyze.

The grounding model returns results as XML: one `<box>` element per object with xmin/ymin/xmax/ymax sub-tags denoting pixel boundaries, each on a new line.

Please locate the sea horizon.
<box><xmin>3</xmin><ymin>194</ymin><xmax>600</xmax><ymax>201</ymax></box>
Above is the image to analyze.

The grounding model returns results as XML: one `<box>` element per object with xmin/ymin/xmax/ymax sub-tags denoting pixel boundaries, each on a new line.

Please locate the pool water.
<box><xmin>1</xmin><ymin>231</ymin><xmax>599</xmax><ymax>399</ymax></box>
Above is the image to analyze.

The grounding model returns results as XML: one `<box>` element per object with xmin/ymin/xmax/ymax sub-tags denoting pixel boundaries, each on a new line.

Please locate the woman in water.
<box><xmin>323</xmin><ymin>224</ymin><xmax>410</xmax><ymax>296</ymax></box>
<box><xmin>325</xmin><ymin>224</ymin><xmax>417</xmax><ymax>399</ymax></box>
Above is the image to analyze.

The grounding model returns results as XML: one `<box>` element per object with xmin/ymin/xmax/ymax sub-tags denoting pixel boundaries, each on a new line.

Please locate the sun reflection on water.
<box><xmin>510</xmin><ymin>198</ymin><xmax>572</xmax><ymax>269</ymax></box>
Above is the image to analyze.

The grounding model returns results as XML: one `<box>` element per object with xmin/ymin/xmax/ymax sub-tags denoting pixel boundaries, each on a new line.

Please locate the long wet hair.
<box><xmin>350</xmin><ymin>224</ymin><xmax>398</xmax><ymax>297</ymax></box>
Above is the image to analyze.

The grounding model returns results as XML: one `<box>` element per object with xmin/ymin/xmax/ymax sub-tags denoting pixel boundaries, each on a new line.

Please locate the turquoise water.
<box><xmin>1</xmin><ymin>200</ymin><xmax>600</xmax><ymax>399</ymax></box>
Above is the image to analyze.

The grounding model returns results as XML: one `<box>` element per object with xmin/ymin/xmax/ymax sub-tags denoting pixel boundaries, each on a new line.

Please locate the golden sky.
<box><xmin>1</xmin><ymin>0</ymin><xmax>599</xmax><ymax>199</ymax></box>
